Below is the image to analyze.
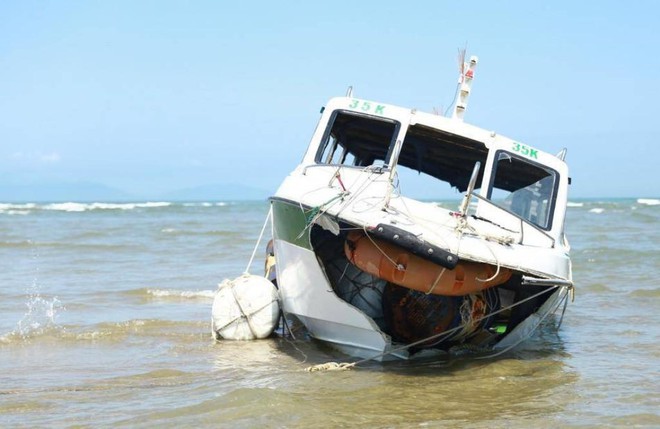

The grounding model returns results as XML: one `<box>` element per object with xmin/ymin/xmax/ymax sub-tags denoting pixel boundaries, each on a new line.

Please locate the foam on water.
<box><xmin>589</xmin><ymin>208</ymin><xmax>605</xmax><ymax>214</ymax></box>
<box><xmin>0</xmin><ymin>201</ymin><xmax>236</xmax><ymax>215</ymax></box>
<box><xmin>123</xmin><ymin>287</ymin><xmax>216</xmax><ymax>300</ymax></box>
<box><xmin>183</xmin><ymin>202</ymin><xmax>214</xmax><ymax>207</ymax></box>
<box><xmin>637</xmin><ymin>198</ymin><xmax>660</xmax><ymax>206</ymax></box>
<box><xmin>0</xmin><ymin>203</ymin><xmax>37</xmax><ymax>210</ymax></box>
<box><xmin>43</xmin><ymin>202</ymin><xmax>172</xmax><ymax>212</ymax></box>
<box><xmin>0</xmin><ymin>203</ymin><xmax>36</xmax><ymax>215</ymax></box>
<box><xmin>146</xmin><ymin>288</ymin><xmax>216</xmax><ymax>299</ymax></box>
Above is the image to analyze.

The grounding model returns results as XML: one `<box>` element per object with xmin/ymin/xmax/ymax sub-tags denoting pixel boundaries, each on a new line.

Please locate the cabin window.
<box><xmin>488</xmin><ymin>151</ymin><xmax>558</xmax><ymax>230</ymax></box>
<box><xmin>316</xmin><ymin>111</ymin><xmax>399</xmax><ymax>167</ymax></box>
<box><xmin>396</xmin><ymin>124</ymin><xmax>489</xmax><ymax>194</ymax></box>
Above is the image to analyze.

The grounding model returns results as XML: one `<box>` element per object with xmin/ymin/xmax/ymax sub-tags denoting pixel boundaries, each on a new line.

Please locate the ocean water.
<box><xmin>0</xmin><ymin>198</ymin><xmax>658</xmax><ymax>428</ymax></box>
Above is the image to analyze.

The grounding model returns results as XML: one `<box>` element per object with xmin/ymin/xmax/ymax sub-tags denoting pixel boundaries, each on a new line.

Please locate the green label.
<box><xmin>511</xmin><ymin>142</ymin><xmax>538</xmax><ymax>159</ymax></box>
<box><xmin>348</xmin><ymin>99</ymin><xmax>386</xmax><ymax>115</ymax></box>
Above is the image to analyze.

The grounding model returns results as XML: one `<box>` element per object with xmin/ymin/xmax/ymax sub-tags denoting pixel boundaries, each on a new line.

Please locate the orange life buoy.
<box><xmin>344</xmin><ymin>231</ymin><xmax>511</xmax><ymax>296</ymax></box>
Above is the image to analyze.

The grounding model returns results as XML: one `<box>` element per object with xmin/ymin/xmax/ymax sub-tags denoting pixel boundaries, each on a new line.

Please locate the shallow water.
<box><xmin>1</xmin><ymin>199</ymin><xmax>658</xmax><ymax>428</ymax></box>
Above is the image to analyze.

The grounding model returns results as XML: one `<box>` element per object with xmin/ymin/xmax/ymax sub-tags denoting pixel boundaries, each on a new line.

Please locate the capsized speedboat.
<box><xmin>269</xmin><ymin>56</ymin><xmax>573</xmax><ymax>360</ymax></box>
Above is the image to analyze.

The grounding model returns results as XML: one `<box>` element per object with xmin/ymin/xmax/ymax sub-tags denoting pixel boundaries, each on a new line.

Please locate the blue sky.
<box><xmin>1</xmin><ymin>1</ymin><xmax>658</xmax><ymax>199</ymax></box>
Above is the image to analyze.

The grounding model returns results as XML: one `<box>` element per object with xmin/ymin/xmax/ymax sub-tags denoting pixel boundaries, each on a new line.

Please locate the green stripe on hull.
<box><xmin>271</xmin><ymin>199</ymin><xmax>312</xmax><ymax>250</ymax></box>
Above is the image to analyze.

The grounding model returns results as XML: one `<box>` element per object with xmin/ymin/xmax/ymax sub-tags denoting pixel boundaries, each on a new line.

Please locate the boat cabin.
<box><xmin>300</xmin><ymin>97</ymin><xmax>570</xmax><ymax>249</ymax></box>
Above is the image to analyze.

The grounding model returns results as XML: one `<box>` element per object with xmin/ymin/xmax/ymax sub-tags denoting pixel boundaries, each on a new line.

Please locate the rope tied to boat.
<box><xmin>454</xmin><ymin>213</ymin><xmax>516</xmax><ymax>246</ymax></box>
<box><xmin>359</xmin><ymin>225</ymin><xmax>405</xmax><ymax>272</ymax></box>
<box><xmin>452</xmin><ymin>213</ymin><xmax>508</xmax><ymax>285</ymax></box>
<box><xmin>244</xmin><ymin>206</ymin><xmax>273</xmax><ymax>275</ymax></box>
<box><xmin>425</xmin><ymin>267</ymin><xmax>447</xmax><ymax>294</ymax></box>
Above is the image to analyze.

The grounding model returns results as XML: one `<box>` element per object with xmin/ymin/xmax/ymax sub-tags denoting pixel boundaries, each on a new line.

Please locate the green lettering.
<box><xmin>348</xmin><ymin>99</ymin><xmax>359</xmax><ymax>108</ymax></box>
<box><xmin>374</xmin><ymin>105</ymin><xmax>385</xmax><ymax>115</ymax></box>
<box><xmin>361</xmin><ymin>101</ymin><xmax>371</xmax><ymax>111</ymax></box>
<box><xmin>529</xmin><ymin>149</ymin><xmax>538</xmax><ymax>159</ymax></box>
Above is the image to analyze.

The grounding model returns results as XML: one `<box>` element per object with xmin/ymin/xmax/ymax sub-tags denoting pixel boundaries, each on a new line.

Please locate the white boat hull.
<box><xmin>267</xmin><ymin>90</ymin><xmax>572</xmax><ymax>360</ymax></box>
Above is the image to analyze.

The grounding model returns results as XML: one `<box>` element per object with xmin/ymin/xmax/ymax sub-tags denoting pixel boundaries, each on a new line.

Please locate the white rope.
<box><xmin>455</xmin><ymin>215</ymin><xmax>505</xmax><ymax>284</ymax></box>
<box><xmin>425</xmin><ymin>267</ymin><xmax>447</xmax><ymax>294</ymax></box>
<box><xmin>305</xmin><ymin>362</ymin><xmax>355</xmax><ymax>372</ymax></box>
<box><xmin>389</xmin><ymin>176</ymin><xmax>456</xmax><ymax>251</ymax></box>
<box><xmin>336</xmin><ymin>169</ymin><xmax>382</xmax><ymax>217</ymax></box>
<box><xmin>455</xmin><ymin>294</ymin><xmax>481</xmax><ymax>339</ymax></box>
<box><xmin>360</xmin><ymin>225</ymin><xmax>403</xmax><ymax>270</ymax></box>
<box><xmin>244</xmin><ymin>206</ymin><xmax>273</xmax><ymax>275</ymax></box>
<box><xmin>475</xmin><ymin>240</ymin><xmax>502</xmax><ymax>283</ymax></box>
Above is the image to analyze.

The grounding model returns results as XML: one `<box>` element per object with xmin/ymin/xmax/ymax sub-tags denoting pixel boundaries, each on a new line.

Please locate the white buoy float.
<box><xmin>211</xmin><ymin>274</ymin><xmax>280</xmax><ymax>340</ymax></box>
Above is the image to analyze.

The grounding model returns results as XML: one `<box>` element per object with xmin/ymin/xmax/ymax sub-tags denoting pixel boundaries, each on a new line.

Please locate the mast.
<box><xmin>452</xmin><ymin>55</ymin><xmax>478</xmax><ymax>121</ymax></box>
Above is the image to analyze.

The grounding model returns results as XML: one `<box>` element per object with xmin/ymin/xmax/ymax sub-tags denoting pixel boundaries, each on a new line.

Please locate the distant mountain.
<box><xmin>0</xmin><ymin>183</ymin><xmax>135</xmax><ymax>202</ymax></box>
<box><xmin>161</xmin><ymin>183</ymin><xmax>272</xmax><ymax>201</ymax></box>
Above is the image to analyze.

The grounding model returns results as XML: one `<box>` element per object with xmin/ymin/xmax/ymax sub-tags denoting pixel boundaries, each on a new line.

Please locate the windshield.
<box><xmin>397</xmin><ymin>124</ymin><xmax>488</xmax><ymax>192</ymax></box>
<box><xmin>315</xmin><ymin>111</ymin><xmax>399</xmax><ymax>167</ymax></box>
<box><xmin>316</xmin><ymin>113</ymin><xmax>492</xmax><ymax>198</ymax></box>
<box><xmin>488</xmin><ymin>151</ymin><xmax>558</xmax><ymax>230</ymax></box>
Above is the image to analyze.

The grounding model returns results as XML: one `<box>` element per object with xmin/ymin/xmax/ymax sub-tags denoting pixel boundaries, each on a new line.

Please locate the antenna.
<box><xmin>452</xmin><ymin>54</ymin><xmax>478</xmax><ymax>121</ymax></box>
<box><xmin>346</xmin><ymin>86</ymin><xmax>353</xmax><ymax>97</ymax></box>
<box><xmin>556</xmin><ymin>148</ymin><xmax>568</xmax><ymax>161</ymax></box>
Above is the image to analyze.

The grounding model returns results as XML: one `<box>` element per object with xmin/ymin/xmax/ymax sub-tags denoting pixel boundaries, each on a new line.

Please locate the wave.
<box><xmin>0</xmin><ymin>325</ymin><xmax>67</xmax><ymax>344</ymax></box>
<box><xmin>0</xmin><ymin>203</ymin><xmax>37</xmax><ymax>210</ymax></box>
<box><xmin>563</xmin><ymin>199</ymin><xmax>658</xmax><ymax>211</ymax></box>
<box><xmin>158</xmin><ymin>228</ymin><xmax>248</xmax><ymax>238</ymax></box>
<box><xmin>0</xmin><ymin>202</ymin><xmax>173</xmax><ymax>213</ymax></box>
<box><xmin>147</xmin><ymin>288</ymin><xmax>216</xmax><ymax>299</ymax></box>
<box><xmin>182</xmin><ymin>202</ymin><xmax>228</xmax><ymax>207</ymax></box>
<box><xmin>0</xmin><ymin>203</ymin><xmax>36</xmax><ymax>215</ymax></box>
<box><xmin>0</xmin><ymin>240</ymin><xmax>142</xmax><ymax>252</ymax></box>
<box><xmin>1</xmin><ymin>318</ymin><xmax>208</xmax><ymax>345</ymax></box>
<box><xmin>42</xmin><ymin>202</ymin><xmax>172</xmax><ymax>212</ymax></box>
<box><xmin>637</xmin><ymin>198</ymin><xmax>660</xmax><ymax>206</ymax></box>
<box><xmin>124</xmin><ymin>287</ymin><xmax>216</xmax><ymax>300</ymax></box>
<box><xmin>0</xmin><ymin>201</ymin><xmax>238</xmax><ymax>215</ymax></box>
<box><xmin>589</xmin><ymin>208</ymin><xmax>605</xmax><ymax>214</ymax></box>
<box><xmin>0</xmin><ymin>240</ymin><xmax>37</xmax><ymax>248</ymax></box>
<box><xmin>627</xmin><ymin>288</ymin><xmax>660</xmax><ymax>298</ymax></box>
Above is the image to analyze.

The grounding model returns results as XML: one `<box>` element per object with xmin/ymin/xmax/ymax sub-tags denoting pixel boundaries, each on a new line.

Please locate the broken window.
<box><xmin>398</xmin><ymin>124</ymin><xmax>489</xmax><ymax>193</ymax></box>
<box><xmin>488</xmin><ymin>151</ymin><xmax>558</xmax><ymax>230</ymax></box>
<box><xmin>315</xmin><ymin>111</ymin><xmax>399</xmax><ymax>167</ymax></box>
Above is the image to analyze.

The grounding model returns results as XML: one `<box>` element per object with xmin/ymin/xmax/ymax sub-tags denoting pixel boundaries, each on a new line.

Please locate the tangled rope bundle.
<box><xmin>304</xmin><ymin>362</ymin><xmax>356</xmax><ymax>372</ymax></box>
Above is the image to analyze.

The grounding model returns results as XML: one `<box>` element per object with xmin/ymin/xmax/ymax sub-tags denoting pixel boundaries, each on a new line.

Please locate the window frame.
<box><xmin>314</xmin><ymin>109</ymin><xmax>401</xmax><ymax>169</ymax></box>
<box><xmin>486</xmin><ymin>150</ymin><xmax>560</xmax><ymax>231</ymax></box>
